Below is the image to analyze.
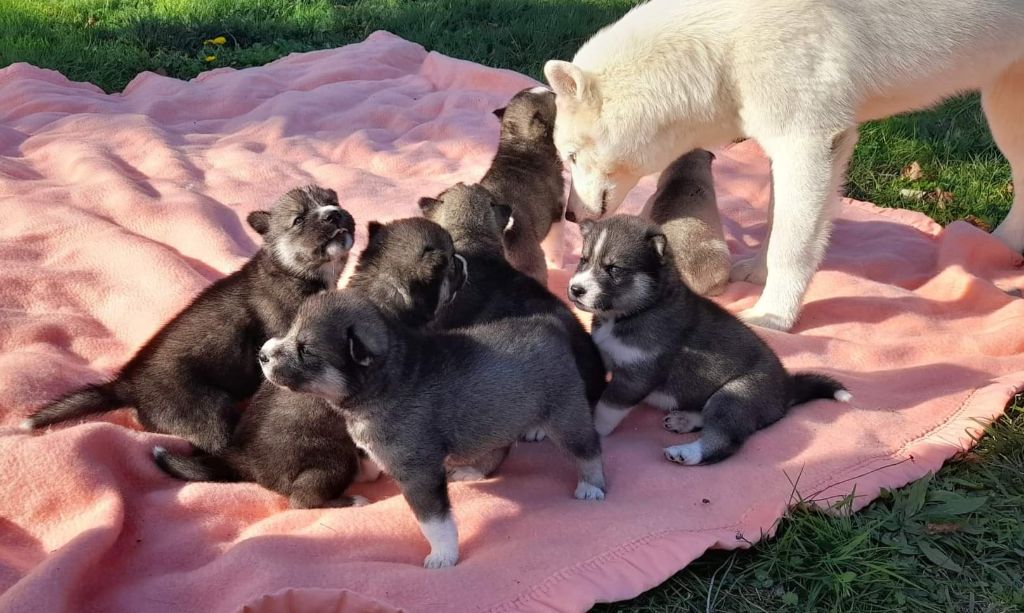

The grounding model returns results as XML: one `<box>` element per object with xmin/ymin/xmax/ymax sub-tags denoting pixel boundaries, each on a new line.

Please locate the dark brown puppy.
<box><xmin>484</xmin><ymin>86</ymin><xmax>564</xmax><ymax>284</ymax></box>
<box><xmin>24</xmin><ymin>185</ymin><xmax>354</xmax><ymax>453</ymax></box>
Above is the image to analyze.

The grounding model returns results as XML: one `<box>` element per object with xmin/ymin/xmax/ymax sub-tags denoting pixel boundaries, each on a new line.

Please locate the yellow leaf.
<box><xmin>901</xmin><ymin>161</ymin><xmax>923</xmax><ymax>181</ymax></box>
<box><xmin>205</xmin><ymin>55</ymin><xmax>217</xmax><ymax>62</ymax></box>
<box><xmin>204</xmin><ymin>36</ymin><xmax>227</xmax><ymax>45</ymax></box>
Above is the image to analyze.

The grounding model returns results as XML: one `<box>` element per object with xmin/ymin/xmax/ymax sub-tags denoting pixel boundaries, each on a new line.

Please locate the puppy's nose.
<box><xmin>320</xmin><ymin>208</ymin><xmax>343</xmax><ymax>225</ymax></box>
<box><xmin>565</xmin><ymin>210</ymin><xmax>577</xmax><ymax>223</ymax></box>
<box><xmin>258</xmin><ymin>350</ymin><xmax>270</xmax><ymax>364</ymax></box>
<box><xmin>570</xmin><ymin>284</ymin><xmax>587</xmax><ymax>298</ymax></box>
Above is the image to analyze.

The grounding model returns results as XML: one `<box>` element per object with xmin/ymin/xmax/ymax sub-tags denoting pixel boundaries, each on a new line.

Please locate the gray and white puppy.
<box><xmin>568</xmin><ymin>215</ymin><xmax>850</xmax><ymax>466</ymax></box>
<box><xmin>484</xmin><ymin>86</ymin><xmax>564</xmax><ymax>284</ymax></box>
<box><xmin>259</xmin><ymin>290</ymin><xmax>606</xmax><ymax>568</ymax></box>
<box><xmin>153</xmin><ymin>217</ymin><xmax>467</xmax><ymax>507</ymax></box>
<box><xmin>641</xmin><ymin>149</ymin><xmax>730</xmax><ymax>296</ymax></box>
<box><xmin>24</xmin><ymin>185</ymin><xmax>354</xmax><ymax>453</ymax></box>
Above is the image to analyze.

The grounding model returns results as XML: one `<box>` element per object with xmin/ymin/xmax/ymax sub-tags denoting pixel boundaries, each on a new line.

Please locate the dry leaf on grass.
<box><xmin>925</xmin><ymin>522</ymin><xmax>962</xmax><ymax>535</ymax></box>
<box><xmin>899</xmin><ymin>188</ymin><xmax>927</xmax><ymax>201</ymax></box>
<box><xmin>1007</xmin><ymin>182</ymin><xmax>1015</xmax><ymax>195</ymax></box>
<box><xmin>962</xmin><ymin>215</ymin><xmax>992</xmax><ymax>232</ymax></box>
<box><xmin>901</xmin><ymin>161</ymin><xmax>924</xmax><ymax>181</ymax></box>
<box><xmin>933</xmin><ymin>188</ymin><xmax>954</xmax><ymax>209</ymax></box>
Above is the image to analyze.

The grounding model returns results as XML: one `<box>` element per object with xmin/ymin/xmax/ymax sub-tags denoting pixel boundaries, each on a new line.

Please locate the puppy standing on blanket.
<box><xmin>641</xmin><ymin>149</ymin><xmax>730</xmax><ymax>296</ymax></box>
<box><xmin>568</xmin><ymin>215</ymin><xmax>849</xmax><ymax>465</ymax></box>
<box><xmin>24</xmin><ymin>186</ymin><xmax>354</xmax><ymax>453</ymax></box>
<box><xmin>260</xmin><ymin>290</ymin><xmax>606</xmax><ymax>567</ymax></box>
<box><xmin>484</xmin><ymin>86</ymin><xmax>564</xmax><ymax>284</ymax></box>
<box><xmin>154</xmin><ymin>217</ymin><xmax>467</xmax><ymax>507</ymax></box>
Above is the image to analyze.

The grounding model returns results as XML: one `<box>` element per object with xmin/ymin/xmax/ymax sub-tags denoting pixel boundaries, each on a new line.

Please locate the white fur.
<box><xmin>152</xmin><ymin>446</ymin><xmax>167</xmax><ymax>459</ymax></box>
<box><xmin>834</xmin><ymin>390</ymin><xmax>853</xmax><ymax>403</ymax></box>
<box><xmin>593</xmin><ymin>400</ymin><xmax>631</xmax><ymax>436</ymax></box>
<box><xmin>591</xmin><ymin>319</ymin><xmax>647</xmax><ymax>366</ymax></box>
<box><xmin>419</xmin><ymin>514</ymin><xmax>459</xmax><ymax>568</ymax></box>
<box><xmin>448</xmin><ymin>466</ymin><xmax>487</xmax><ymax>482</ymax></box>
<box><xmin>547</xmin><ymin>0</ymin><xmax>1024</xmax><ymax>330</ymax></box>
<box><xmin>350</xmin><ymin>495</ymin><xmax>370</xmax><ymax>507</ymax></box>
<box><xmin>664</xmin><ymin>440</ymin><xmax>703</xmax><ymax>466</ymax></box>
<box><xmin>574</xmin><ymin>481</ymin><xmax>606</xmax><ymax>500</ymax></box>
<box><xmin>529</xmin><ymin>85</ymin><xmax>552</xmax><ymax>94</ymax></box>
<box><xmin>664</xmin><ymin>411</ymin><xmax>703</xmax><ymax>434</ymax></box>
<box><xmin>18</xmin><ymin>419</ymin><xmax>34</xmax><ymax>432</ymax></box>
<box><xmin>644</xmin><ymin>390</ymin><xmax>678</xmax><ymax>411</ymax></box>
<box><xmin>522</xmin><ymin>427</ymin><xmax>547</xmax><ymax>442</ymax></box>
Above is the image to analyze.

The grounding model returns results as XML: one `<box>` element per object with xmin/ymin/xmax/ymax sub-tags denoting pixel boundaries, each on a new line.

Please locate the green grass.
<box><xmin>1</xmin><ymin>2</ymin><xmax>1021</xmax><ymax>611</ymax></box>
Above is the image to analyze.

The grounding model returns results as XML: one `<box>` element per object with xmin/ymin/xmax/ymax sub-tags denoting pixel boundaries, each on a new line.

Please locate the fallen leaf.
<box><xmin>933</xmin><ymin>188</ymin><xmax>954</xmax><ymax>209</ymax></box>
<box><xmin>85</xmin><ymin>15</ymin><xmax>97</xmax><ymax>27</ymax></box>
<box><xmin>901</xmin><ymin>161</ymin><xmax>923</xmax><ymax>180</ymax></box>
<box><xmin>925</xmin><ymin>522</ymin><xmax>961</xmax><ymax>535</ymax></box>
<box><xmin>899</xmin><ymin>188</ymin><xmax>926</xmax><ymax>201</ymax></box>
<box><xmin>204</xmin><ymin>36</ymin><xmax>227</xmax><ymax>46</ymax></box>
<box><xmin>962</xmin><ymin>215</ymin><xmax>992</xmax><ymax>232</ymax></box>
<box><xmin>1008</xmin><ymin>182</ymin><xmax>1015</xmax><ymax>195</ymax></box>
<box><xmin>204</xmin><ymin>55</ymin><xmax>217</xmax><ymax>63</ymax></box>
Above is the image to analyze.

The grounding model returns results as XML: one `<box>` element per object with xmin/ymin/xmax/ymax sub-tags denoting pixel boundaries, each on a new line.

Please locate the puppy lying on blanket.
<box><xmin>568</xmin><ymin>215</ymin><xmax>850</xmax><ymax>465</ymax></box>
<box><xmin>419</xmin><ymin>183</ymin><xmax>605</xmax><ymax>410</ymax></box>
<box><xmin>260</xmin><ymin>290</ymin><xmax>607</xmax><ymax>568</ymax></box>
<box><xmin>23</xmin><ymin>186</ymin><xmax>354</xmax><ymax>453</ymax></box>
<box><xmin>484</xmin><ymin>86</ymin><xmax>564</xmax><ymax>284</ymax></box>
<box><xmin>153</xmin><ymin>217</ymin><xmax>467</xmax><ymax>508</ymax></box>
<box><xmin>642</xmin><ymin>149</ymin><xmax>731</xmax><ymax>296</ymax></box>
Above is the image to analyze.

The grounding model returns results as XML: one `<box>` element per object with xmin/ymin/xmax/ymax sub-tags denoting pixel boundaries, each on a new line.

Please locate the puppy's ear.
<box><xmin>492</xmin><ymin>107</ymin><xmax>506</xmax><ymax>120</ymax></box>
<box><xmin>544</xmin><ymin>60</ymin><xmax>591</xmax><ymax>102</ymax></box>
<box><xmin>578</xmin><ymin>219</ymin><xmax>596</xmax><ymax>239</ymax></box>
<box><xmin>367</xmin><ymin>221</ymin><xmax>384</xmax><ymax>244</ymax></box>
<box><xmin>491</xmin><ymin>204</ymin><xmax>513</xmax><ymax>233</ymax></box>
<box><xmin>347</xmin><ymin>325</ymin><xmax>373</xmax><ymax>367</ymax></box>
<box><xmin>418</xmin><ymin>196</ymin><xmax>441</xmax><ymax>215</ymax></box>
<box><xmin>247</xmin><ymin>210</ymin><xmax>271</xmax><ymax>235</ymax></box>
<box><xmin>647</xmin><ymin>232</ymin><xmax>668</xmax><ymax>262</ymax></box>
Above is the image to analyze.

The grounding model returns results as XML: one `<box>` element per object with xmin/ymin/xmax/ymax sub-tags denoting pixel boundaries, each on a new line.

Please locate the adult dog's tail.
<box><xmin>22</xmin><ymin>381</ymin><xmax>129</xmax><ymax>431</ymax></box>
<box><xmin>152</xmin><ymin>447</ymin><xmax>240</xmax><ymax>482</ymax></box>
<box><xmin>788</xmin><ymin>373</ymin><xmax>851</xmax><ymax>407</ymax></box>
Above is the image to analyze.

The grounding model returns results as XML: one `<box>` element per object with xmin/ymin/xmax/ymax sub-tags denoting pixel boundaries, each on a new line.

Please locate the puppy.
<box><xmin>153</xmin><ymin>383</ymin><xmax>380</xmax><ymax>508</ymax></box>
<box><xmin>568</xmin><ymin>215</ymin><xmax>850</xmax><ymax>465</ymax></box>
<box><xmin>485</xmin><ymin>86</ymin><xmax>564</xmax><ymax>284</ymax></box>
<box><xmin>641</xmin><ymin>149</ymin><xmax>730</xmax><ymax>296</ymax></box>
<box><xmin>418</xmin><ymin>182</ymin><xmax>606</xmax><ymax>410</ymax></box>
<box><xmin>153</xmin><ymin>217</ymin><xmax>465</xmax><ymax>506</ymax></box>
<box><xmin>346</xmin><ymin>217</ymin><xmax>467</xmax><ymax>327</ymax></box>
<box><xmin>259</xmin><ymin>290</ymin><xmax>606</xmax><ymax>568</ymax></box>
<box><xmin>23</xmin><ymin>186</ymin><xmax>354</xmax><ymax>452</ymax></box>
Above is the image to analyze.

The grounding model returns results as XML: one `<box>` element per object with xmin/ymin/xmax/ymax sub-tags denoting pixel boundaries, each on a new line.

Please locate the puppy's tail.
<box><xmin>788</xmin><ymin>373</ymin><xmax>851</xmax><ymax>407</ymax></box>
<box><xmin>22</xmin><ymin>381</ymin><xmax>130</xmax><ymax>431</ymax></box>
<box><xmin>152</xmin><ymin>447</ymin><xmax>240</xmax><ymax>482</ymax></box>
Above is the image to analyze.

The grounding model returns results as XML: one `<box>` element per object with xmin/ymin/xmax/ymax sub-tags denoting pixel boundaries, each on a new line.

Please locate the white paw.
<box><xmin>574</xmin><ymin>481</ymin><xmax>606</xmax><ymax>501</ymax></box>
<box><xmin>447</xmin><ymin>466</ymin><xmax>487</xmax><ymax>482</ymax></box>
<box><xmin>663</xmin><ymin>411</ymin><xmax>703</xmax><ymax>434</ymax></box>
<box><xmin>522</xmin><ymin>427</ymin><xmax>547</xmax><ymax>442</ymax></box>
<box><xmin>18</xmin><ymin>419</ymin><xmax>35</xmax><ymax>432</ymax></box>
<box><xmin>730</xmin><ymin>254</ymin><xmax>768</xmax><ymax>284</ymax></box>
<box><xmin>350</xmin><ymin>495</ymin><xmax>370</xmax><ymax>507</ymax></box>
<box><xmin>423</xmin><ymin>550</ymin><xmax>459</xmax><ymax>569</ymax></box>
<box><xmin>664</xmin><ymin>441</ymin><xmax>703</xmax><ymax>466</ymax></box>
<box><xmin>738</xmin><ymin>307</ymin><xmax>795</xmax><ymax>331</ymax></box>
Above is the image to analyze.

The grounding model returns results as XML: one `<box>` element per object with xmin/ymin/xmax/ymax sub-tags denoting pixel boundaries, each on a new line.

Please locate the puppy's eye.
<box><xmin>579</xmin><ymin>256</ymin><xmax>589</xmax><ymax>265</ymax></box>
<box><xmin>422</xmin><ymin>246</ymin><xmax>436</xmax><ymax>256</ymax></box>
<box><xmin>568</xmin><ymin>152</ymin><xmax>577</xmax><ymax>164</ymax></box>
<box><xmin>604</xmin><ymin>264</ymin><xmax>620</xmax><ymax>275</ymax></box>
<box><xmin>292</xmin><ymin>216</ymin><xmax>305</xmax><ymax>227</ymax></box>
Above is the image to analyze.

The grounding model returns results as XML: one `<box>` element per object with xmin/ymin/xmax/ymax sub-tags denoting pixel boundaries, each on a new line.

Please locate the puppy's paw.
<box><xmin>522</xmin><ymin>427</ymin><xmax>547</xmax><ymax>442</ymax></box>
<box><xmin>664</xmin><ymin>411</ymin><xmax>703</xmax><ymax>434</ymax></box>
<box><xmin>424</xmin><ymin>550</ymin><xmax>459</xmax><ymax>569</ymax></box>
<box><xmin>664</xmin><ymin>441</ymin><xmax>703</xmax><ymax>466</ymax></box>
<box><xmin>447</xmin><ymin>466</ymin><xmax>487</xmax><ymax>482</ymax></box>
<box><xmin>738</xmin><ymin>307</ymin><xmax>795</xmax><ymax>331</ymax></box>
<box><xmin>350</xmin><ymin>495</ymin><xmax>371</xmax><ymax>507</ymax></box>
<box><xmin>574</xmin><ymin>481</ymin><xmax>606</xmax><ymax>501</ymax></box>
<box><xmin>730</xmin><ymin>254</ymin><xmax>768</xmax><ymax>285</ymax></box>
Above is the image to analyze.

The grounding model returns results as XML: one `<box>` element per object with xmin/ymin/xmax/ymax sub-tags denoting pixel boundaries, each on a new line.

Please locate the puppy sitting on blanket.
<box><xmin>568</xmin><ymin>215</ymin><xmax>850</xmax><ymax>465</ymax></box>
<box><xmin>260</xmin><ymin>289</ymin><xmax>607</xmax><ymax>568</ymax></box>
<box><xmin>642</xmin><ymin>149</ymin><xmax>731</xmax><ymax>297</ymax></box>
<box><xmin>154</xmin><ymin>217</ymin><xmax>467</xmax><ymax>508</ymax></box>
<box><xmin>484</xmin><ymin>86</ymin><xmax>564</xmax><ymax>284</ymax></box>
<box><xmin>23</xmin><ymin>185</ymin><xmax>354</xmax><ymax>453</ymax></box>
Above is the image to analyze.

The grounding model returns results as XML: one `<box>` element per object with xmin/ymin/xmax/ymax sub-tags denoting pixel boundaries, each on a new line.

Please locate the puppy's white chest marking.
<box><xmin>644</xmin><ymin>390</ymin><xmax>677</xmax><ymax>411</ymax></box>
<box><xmin>345</xmin><ymin>415</ymin><xmax>388</xmax><ymax>472</ymax></box>
<box><xmin>592</xmin><ymin>320</ymin><xmax>647</xmax><ymax>366</ymax></box>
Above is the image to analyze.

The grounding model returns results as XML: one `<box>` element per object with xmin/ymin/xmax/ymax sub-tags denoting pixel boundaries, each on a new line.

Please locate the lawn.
<box><xmin>1</xmin><ymin>1</ymin><xmax>1021</xmax><ymax>611</ymax></box>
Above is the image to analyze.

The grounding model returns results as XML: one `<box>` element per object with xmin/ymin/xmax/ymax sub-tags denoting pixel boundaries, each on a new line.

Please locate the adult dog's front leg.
<box><xmin>741</xmin><ymin>129</ymin><xmax>857</xmax><ymax>331</ymax></box>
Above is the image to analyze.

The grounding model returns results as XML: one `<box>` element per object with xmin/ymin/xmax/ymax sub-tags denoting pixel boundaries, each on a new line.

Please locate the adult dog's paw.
<box><xmin>738</xmin><ymin>307</ymin><xmax>795</xmax><ymax>331</ymax></box>
<box><xmin>730</xmin><ymin>253</ymin><xmax>768</xmax><ymax>285</ymax></box>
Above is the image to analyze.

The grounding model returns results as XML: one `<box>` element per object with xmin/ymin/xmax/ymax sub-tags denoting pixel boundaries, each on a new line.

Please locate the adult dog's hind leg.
<box><xmin>985</xmin><ymin>61</ymin><xmax>1024</xmax><ymax>253</ymax></box>
<box><xmin>740</xmin><ymin>128</ymin><xmax>858</xmax><ymax>331</ymax></box>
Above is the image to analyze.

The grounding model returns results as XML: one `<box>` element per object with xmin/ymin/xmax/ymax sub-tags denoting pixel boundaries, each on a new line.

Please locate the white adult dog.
<box><xmin>545</xmin><ymin>0</ymin><xmax>1024</xmax><ymax>331</ymax></box>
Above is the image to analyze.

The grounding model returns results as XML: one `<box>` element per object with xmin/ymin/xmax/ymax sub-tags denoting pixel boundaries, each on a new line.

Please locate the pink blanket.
<box><xmin>2</xmin><ymin>31</ymin><xmax>1023</xmax><ymax>613</ymax></box>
